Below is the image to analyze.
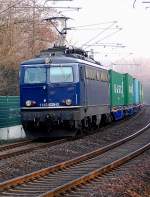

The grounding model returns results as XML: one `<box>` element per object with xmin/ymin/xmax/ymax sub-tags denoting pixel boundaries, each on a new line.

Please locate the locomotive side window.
<box><xmin>85</xmin><ymin>68</ymin><xmax>97</xmax><ymax>80</ymax></box>
<box><xmin>85</xmin><ymin>67</ymin><xmax>108</xmax><ymax>82</ymax></box>
<box><xmin>50</xmin><ymin>66</ymin><xmax>73</xmax><ymax>83</ymax></box>
<box><xmin>101</xmin><ymin>71</ymin><xmax>109</xmax><ymax>81</ymax></box>
<box><xmin>96</xmin><ymin>70</ymin><xmax>101</xmax><ymax>80</ymax></box>
<box><xmin>24</xmin><ymin>67</ymin><xmax>46</xmax><ymax>84</ymax></box>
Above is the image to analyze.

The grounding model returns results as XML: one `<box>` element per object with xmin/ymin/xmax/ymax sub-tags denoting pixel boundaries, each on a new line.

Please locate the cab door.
<box><xmin>79</xmin><ymin>64</ymin><xmax>87</xmax><ymax>106</ymax></box>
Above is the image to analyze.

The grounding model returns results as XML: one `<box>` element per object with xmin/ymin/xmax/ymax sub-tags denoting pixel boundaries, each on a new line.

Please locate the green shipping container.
<box><xmin>109</xmin><ymin>70</ymin><xmax>124</xmax><ymax>106</ymax></box>
<box><xmin>138</xmin><ymin>81</ymin><xmax>144</xmax><ymax>104</ymax></box>
<box><xmin>123</xmin><ymin>73</ymin><xmax>134</xmax><ymax>105</ymax></box>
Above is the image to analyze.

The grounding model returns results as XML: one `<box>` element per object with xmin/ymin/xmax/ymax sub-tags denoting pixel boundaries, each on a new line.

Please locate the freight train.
<box><xmin>20</xmin><ymin>46</ymin><xmax>143</xmax><ymax>139</ymax></box>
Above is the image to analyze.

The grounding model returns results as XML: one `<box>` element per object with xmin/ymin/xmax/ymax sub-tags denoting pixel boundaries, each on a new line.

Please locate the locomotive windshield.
<box><xmin>24</xmin><ymin>67</ymin><xmax>46</xmax><ymax>84</ymax></box>
<box><xmin>50</xmin><ymin>66</ymin><xmax>73</xmax><ymax>83</ymax></box>
<box><xmin>22</xmin><ymin>65</ymin><xmax>76</xmax><ymax>84</ymax></box>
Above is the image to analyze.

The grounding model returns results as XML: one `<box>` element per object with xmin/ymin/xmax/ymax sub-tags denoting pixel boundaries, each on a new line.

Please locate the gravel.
<box><xmin>66</xmin><ymin>149</ymin><xmax>150</xmax><ymax>197</ymax></box>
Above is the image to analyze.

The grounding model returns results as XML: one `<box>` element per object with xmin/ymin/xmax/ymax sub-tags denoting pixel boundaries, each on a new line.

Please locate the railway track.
<box><xmin>0</xmin><ymin>108</ymin><xmax>145</xmax><ymax>161</ymax></box>
<box><xmin>0</xmin><ymin>122</ymin><xmax>149</xmax><ymax>197</ymax></box>
<box><xmin>0</xmin><ymin>138</ymin><xmax>67</xmax><ymax>160</ymax></box>
<box><xmin>0</xmin><ymin>140</ymin><xmax>32</xmax><ymax>152</ymax></box>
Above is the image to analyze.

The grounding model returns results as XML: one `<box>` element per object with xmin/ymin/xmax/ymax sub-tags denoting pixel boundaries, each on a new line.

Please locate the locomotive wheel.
<box><xmin>92</xmin><ymin>115</ymin><xmax>98</xmax><ymax>130</ymax></box>
<box><xmin>100</xmin><ymin>114</ymin><xmax>107</xmax><ymax>126</ymax></box>
<box><xmin>87</xmin><ymin>116</ymin><xmax>93</xmax><ymax>130</ymax></box>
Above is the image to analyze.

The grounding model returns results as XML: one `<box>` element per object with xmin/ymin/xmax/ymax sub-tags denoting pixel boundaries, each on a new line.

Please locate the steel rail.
<box><xmin>0</xmin><ymin>122</ymin><xmax>149</xmax><ymax>192</ymax></box>
<box><xmin>0</xmin><ymin>140</ymin><xmax>32</xmax><ymax>152</ymax></box>
<box><xmin>43</xmin><ymin>143</ymin><xmax>150</xmax><ymax>197</ymax></box>
<box><xmin>0</xmin><ymin>139</ymin><xmax>67</xmax><ymax>160</ymax></box>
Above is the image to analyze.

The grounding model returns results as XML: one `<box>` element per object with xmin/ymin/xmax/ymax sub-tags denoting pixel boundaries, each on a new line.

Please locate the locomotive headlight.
<box><xmin>25</xmin><ymin>100</ymin><xmax>36</xmax><ymax>107</ymax></box>
<box><xmin>26</xmin><ymin>100</ymin><xmax>32</xmax><ymax>107</ymax></box>
<box><xmin>65</xmin><ymin>99</ymin><xmax>72</xmax><ymax>106</ymax></box>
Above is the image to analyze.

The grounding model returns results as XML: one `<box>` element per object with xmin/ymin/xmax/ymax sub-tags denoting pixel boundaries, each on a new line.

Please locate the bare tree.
<box><xmin>0</xmin><ymin>0</ymin><xmax>58</xmax><ymax>95</ymax></box>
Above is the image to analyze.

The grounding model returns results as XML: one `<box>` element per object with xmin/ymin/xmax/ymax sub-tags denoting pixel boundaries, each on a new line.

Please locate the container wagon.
<box><xmin>109</xmin><ymin>69</ymin><xmax>124</xmax><ymax>120</ymax></box>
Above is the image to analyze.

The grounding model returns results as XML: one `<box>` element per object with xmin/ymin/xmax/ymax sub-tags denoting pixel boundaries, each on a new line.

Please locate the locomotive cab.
<box><xmin>20</xmin><ymin>60</ymin><xmax>84</xmax><ymax>138</ymax></box>
<box><xmin>20</xmin><ymin>63</ymin><xmax>80</xmax><ymax>108</ymax></box>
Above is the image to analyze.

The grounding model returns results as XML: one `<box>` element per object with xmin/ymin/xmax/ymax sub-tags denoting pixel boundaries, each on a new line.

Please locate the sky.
<box><xmin>46</xmin><ymin>0</ymin><xmax>150</xmax><ymax>63</ymax></box>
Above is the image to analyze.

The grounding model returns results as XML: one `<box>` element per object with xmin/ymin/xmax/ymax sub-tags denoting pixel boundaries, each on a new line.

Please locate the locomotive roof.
<box><xmin>21</xmin><ymin>56</ymin><xmax>108</xmax><ymax>71</ymax></box>
<box><xmin>21</xmin><ymin>46</ymin><xmax>108</xmax><ymax>71</ymax></box>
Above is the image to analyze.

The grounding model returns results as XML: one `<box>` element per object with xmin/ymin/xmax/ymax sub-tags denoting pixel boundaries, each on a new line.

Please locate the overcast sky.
<box><xmin>47</xmin><ymin>0</ymin><xmax>150</xmax><ymax>63</ymax></box>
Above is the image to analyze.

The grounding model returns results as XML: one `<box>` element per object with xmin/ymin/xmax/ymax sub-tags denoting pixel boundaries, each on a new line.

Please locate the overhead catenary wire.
<box><xmin>81</xmin><ymin>21</ymin><xmax>118</xmax><ymax>48</ymax></box>
<box><xmin>83</xmin><ymin>27</ymin><xmax>123</xmax><ymax>59</ymax></box>
<box><xmin>94</xmin><ymin>28</ymin><xmax>122</xmax><ymax>44</ymax></box>
<box><xmin>45</xmin><ymin>0</ymin><xmax>73</xmax><ymax>1</ymax></box>
<box><xmin>84</xmin><ymin>28</ymin><xmax>122</xmax><ymax>50</ymax></box>
<box><xmin>142</xmin><ymin>1</ymin><xmax>150</xmax><ymax>3</ymax></box>
<box><xmin>85</xmin><ymin>43</ymin><xmax>126</xmax><ymax>48</ymax></box>
<box><xmin>69</xmin><ymin>21</ymin><xmax>118</xmax><ymax>29</ymax></box>
<box><xmin>82</xmin><ymin>26</ymin><xmax>122</xmax><ymax>49</ymax></box>
<box><xmin>14</xmin><ymin>6</ymin><xmax>81</xmax><ymax>10</ymax></box>
<box><xmin>132</xmin><ymin>0</ymin><xmax>150</xmax><ymax>8</ymax></box>
<box><xmin>66</xmin><ymin>27</ymin><xmax>121</xmax><ymax>31</ymax></box>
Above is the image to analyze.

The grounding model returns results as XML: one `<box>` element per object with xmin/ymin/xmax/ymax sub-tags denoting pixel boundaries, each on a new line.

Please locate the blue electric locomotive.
<box><xmin>20</xmin><ymin>46</ymin><xmax>110</xmax><ymax>138</ymax></box>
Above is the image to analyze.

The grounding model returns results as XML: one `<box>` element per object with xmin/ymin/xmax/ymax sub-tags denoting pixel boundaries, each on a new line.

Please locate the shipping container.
<box><xmin>109</xmin><ymin>70</ymin><xmax>124</xmax><ymax>107</ymax></box>
<box><xmin>133</xmin><ymin>78</ymin><xmax>140</xmax><ymax>104</ymax></box>
<box><xmin>123</xmin><ymin>73</ymin><xmax>134</xmax><ymax>105</ymax></box>
<box><xmin>139</xmin><ymin>81</ymin><xmax>144</xmax><ymax>104</ymax></box>
<box><xmin>141</xmin><ymin>84</ymin><xmax>144</xmax><ymax>103</ymax></box>
<box><xmin>139</xmin><ymin>81</ymin><xmax>141</xmax><ymax>103</ymax></box>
